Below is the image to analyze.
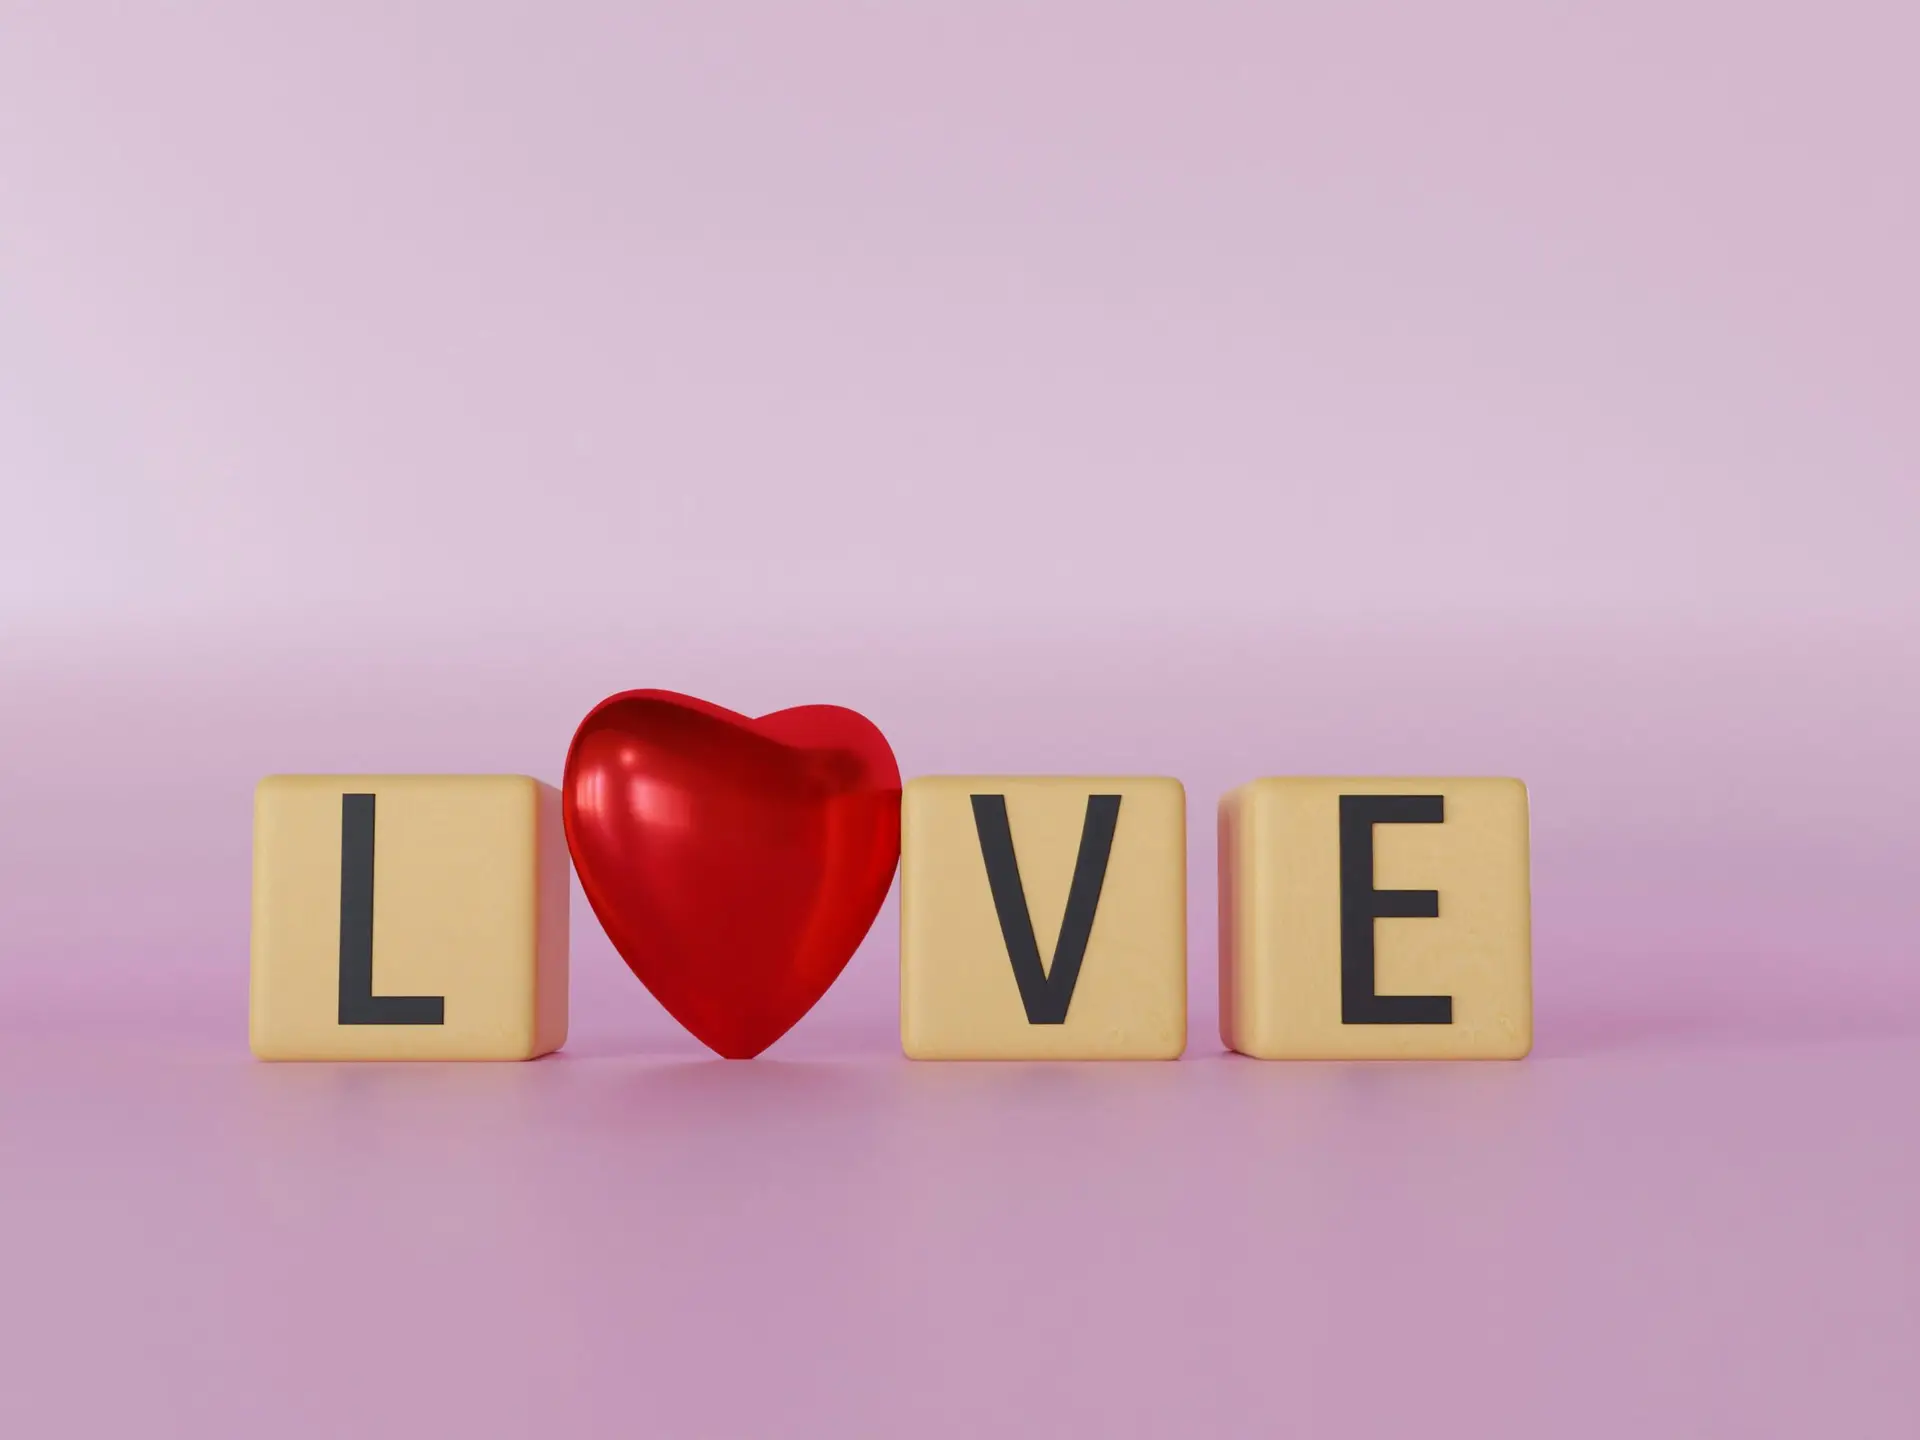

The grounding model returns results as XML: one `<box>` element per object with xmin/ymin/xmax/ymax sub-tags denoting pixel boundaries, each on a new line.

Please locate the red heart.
<box><xmin>562</xmin><ymin>689</ymin><xmax>901</xmax><ymax>1058</ymax></box>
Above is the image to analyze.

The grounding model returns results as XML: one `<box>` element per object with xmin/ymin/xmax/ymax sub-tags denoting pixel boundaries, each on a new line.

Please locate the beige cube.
<box><xmin>250</xmin><ymin>775</ymin><xmax>569</xmax><ymax>1060</ymax></box>
<box><xmin>1219</xmin><ymin>777</ymin><xmax>1531</xmax><ymax>1060</ymax></box>
<box><xmin>901</xmin><ymin>776</ymin><xmax>1186</xmax><ymax>1060</ymax></box>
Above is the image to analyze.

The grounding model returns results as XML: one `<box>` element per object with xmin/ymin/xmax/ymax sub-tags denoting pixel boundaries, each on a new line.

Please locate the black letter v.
<box><xmin>969</xmin><ymin>793</ymin><xmax>1122</xmax><ymax>1025</ymax></box>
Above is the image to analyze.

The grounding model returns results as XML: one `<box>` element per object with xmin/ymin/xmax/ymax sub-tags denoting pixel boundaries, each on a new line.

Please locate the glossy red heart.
<box><xmin>562</xmin><ymin>689</ymin><xmax>901</xmax><ymax>1058</ymax></box>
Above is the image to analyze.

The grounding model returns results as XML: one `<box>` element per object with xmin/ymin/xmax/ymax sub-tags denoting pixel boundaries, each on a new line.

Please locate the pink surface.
<box><xmin>3</xmin><ymin>4</ymin><xmax>1917</xmax><ymax>1436</ymax></box>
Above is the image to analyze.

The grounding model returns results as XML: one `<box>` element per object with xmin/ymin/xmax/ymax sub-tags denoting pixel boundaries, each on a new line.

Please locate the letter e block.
<box><xmin>901</xmin><ymin>776</ymin><xmax>1186</xmax><ymax>1059</ymax></box>
<box><xmin>250</xmin><ymin>775</ymin><xmax>569</xmax><ymax>1060</ymax></box>
<box><xmin>1219</xmin><ymin>777</ymin><xmax>1530</xmax><ymax>1059</ymax></box>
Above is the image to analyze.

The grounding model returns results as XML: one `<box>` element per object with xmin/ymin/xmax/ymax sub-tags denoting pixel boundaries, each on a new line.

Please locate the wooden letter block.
<box><xmin>249</xmin><ymin>775</ymin><xmax>568</xmax><ymax>1060</ymax></box>
<box><xmin>1219</xmin><ymin>777</ymin><xmax>1530</xmax><ymax>1059</ymax></box>
<box><xmin>901</xmin><ymin>776</ymin><xmax>1186</xmax><ymax>1059</ymax></box>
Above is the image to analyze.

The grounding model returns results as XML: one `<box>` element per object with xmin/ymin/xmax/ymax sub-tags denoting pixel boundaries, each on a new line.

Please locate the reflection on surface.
<box><xmin>2</xmin><ymin>976</ymin><xmax>1916</xmax><ymax>1436</ymax></box>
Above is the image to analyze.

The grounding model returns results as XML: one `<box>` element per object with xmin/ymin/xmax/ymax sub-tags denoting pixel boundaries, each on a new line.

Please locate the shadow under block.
<box><xmin>901</xmin><ymin>776</ymin><xmax>1186</xmax><ymax>1060</ymax></box>
<box><xmin>250</xmin><ymin>775</ymin><xmax>569</xmax><ymax>1060</ymax></box>
<box><xmin>1219</xmin><ymin>777</ymin><xmax>1531</xmax><ymax>1060</ymax></box>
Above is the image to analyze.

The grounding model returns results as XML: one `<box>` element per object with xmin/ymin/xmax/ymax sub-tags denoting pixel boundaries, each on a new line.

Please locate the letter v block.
<box><xmin>900</xmin><ymin>776</ymin><xmax>1186</xmax><ymax>1059</ymax></box>
<box><xmin>1219</xmin><ymin>777</ymin><xmax>1531</xmax><ymax>1059</ymax></box>
<box><xmin>250</xmin><ymin>775</ymin><xmax>569</xmax><ymax>1060</ymax></box>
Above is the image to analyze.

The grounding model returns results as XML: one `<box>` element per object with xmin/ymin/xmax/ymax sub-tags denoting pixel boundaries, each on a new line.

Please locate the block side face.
<box><xmin>1224</xmin><ymin>780</ymin><xmax>1294</xmax><ymax>1058</ymax></box>
<box><xmin>248</xmin><ymin>774</ymin><xmax>548</xmax><ymax>1060</ymax></box>
<box><xmin>1231</xmin><ymin>776</ymin><xmax>1533</xmax><ymax>1060</ymax></box>
<box><xmin>901</xmin><ymin>776</ymin><xmax>1186</xmax><ymax>1060</ymax></box>
<box><xmin>1488</xmin><ymin>777</ymin><xmax>1533</xmax><ymax>1058</ymax></box>
<box><xmin>1216</xmin><ymin>788</ymin><xmax>1243</xmax><ymax>1054</ymax></box>
<box><xmin>898</xmin><ymin>778</ymin><xmax>935</xmax><ymax>1057</ymax></box>
<box><xmin>1146</xmin><ymin>778</ymin><xmax>1188</xmax><ymax>1059</ymax></box>
<box><xmin>250</xmin><ymin>777</ymin><xmax>309</xmax><ymax>1058</ymax></box>
<box><xmin>531</xmin><ymin>780</ymin><xmax>570</xmax><ymax>1058</ymax></box>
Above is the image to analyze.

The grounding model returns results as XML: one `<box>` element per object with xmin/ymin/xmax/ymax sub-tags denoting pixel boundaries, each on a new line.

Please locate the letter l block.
<box><xmin>250</xmin><ymin>774</ymin><xmax>569</xmax><ymax>1060</ymax></box>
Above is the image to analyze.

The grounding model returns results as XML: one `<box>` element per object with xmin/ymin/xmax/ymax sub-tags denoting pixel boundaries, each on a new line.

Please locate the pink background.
<box><xmin>2</xmin><ymin>3</ymin><xmax>1916</xmax><ymax>1435</ymax></box>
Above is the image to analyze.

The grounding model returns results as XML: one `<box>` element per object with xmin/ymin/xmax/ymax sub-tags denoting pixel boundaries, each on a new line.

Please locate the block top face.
<box><xmin>1226</xmin><ymin>775</ymin><xmax>1526</xmax><ymax>802</ymax></box>
<box><xmin>906</xmin><ymin>775</ymin><xmax>1185</xmax><ymax>796</ymax></box>
<box><xmin>902</xmin><ymin>774</ymin><xmax>1186</xmax><ymax>828</ymax></box>
<box><xmin>255</xmin><ymin>773</ymin><xmax>546</xmax><ymax>799</ymax></box>
<box><xmin>901</xmin><ymin>776</ymin><xmax>1187</xmax><ymax>1060</ymax></box>
<box><xmin>1221</xmin><ymin>776</ymin><xmax>1530</xmax><ymax>1060</ymax></box>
